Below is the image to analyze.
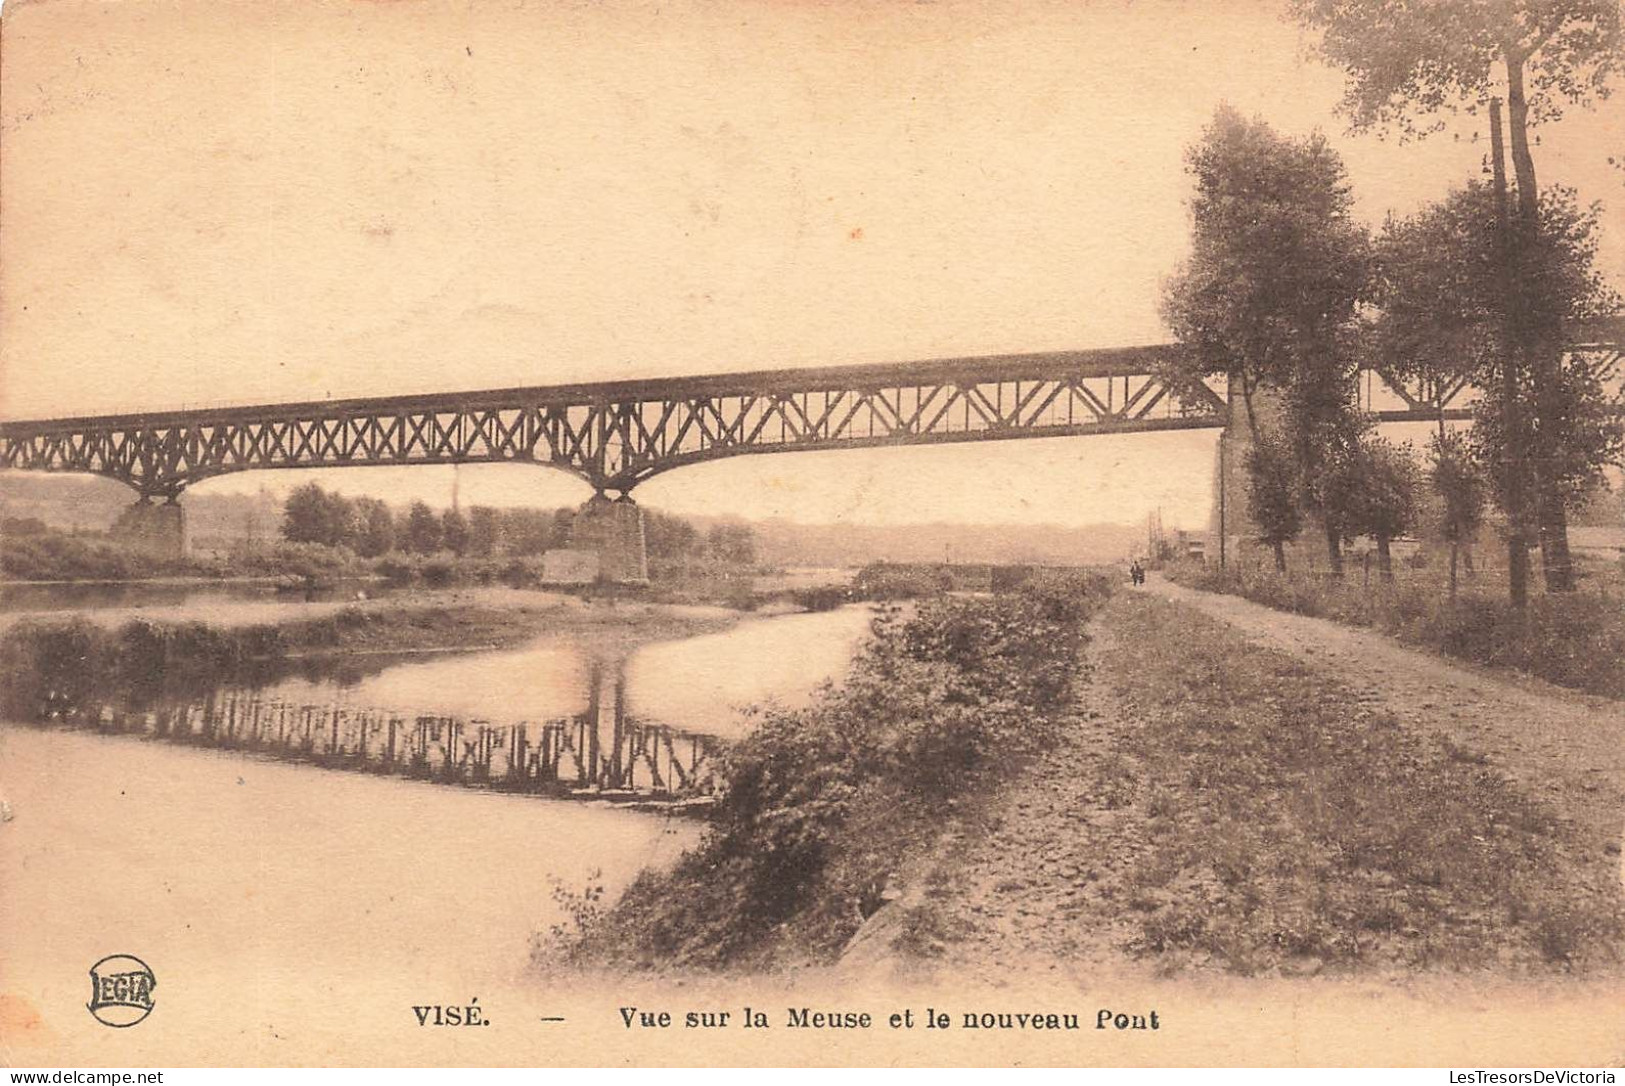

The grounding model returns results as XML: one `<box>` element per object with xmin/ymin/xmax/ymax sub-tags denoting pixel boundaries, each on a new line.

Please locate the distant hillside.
<box><xmin>0</xmin><ymin>475</ymin><xmax>283</xmax><ymax>548</ymax></box>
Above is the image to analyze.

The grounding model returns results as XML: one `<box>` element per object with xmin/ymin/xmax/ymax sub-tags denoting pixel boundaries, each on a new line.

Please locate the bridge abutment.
<box><xmin>569</xmin><ymin>493</ymin><xmax>649</xmax><ymax>585</ymax></box>
<box><xmin>1208</xmin><ymin>376</ymin><xmax>1287</xmax><ymax>563</ymax></box>
<box><xmin>112</xmin><ymin>499</ymin><xmax>188</xmax><ymax>561</ymax></box>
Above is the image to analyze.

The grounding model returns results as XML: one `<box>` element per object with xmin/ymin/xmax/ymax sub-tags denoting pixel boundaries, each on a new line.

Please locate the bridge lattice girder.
<box><xmin>0</xmin><ymin>345</ymin><xmax>1228</xmax><ymax>497</ymax></box>
<box><xmin>2</xmin><ymin>330</ymin><xmax>1621</xmax><ymax>498</ymax></box>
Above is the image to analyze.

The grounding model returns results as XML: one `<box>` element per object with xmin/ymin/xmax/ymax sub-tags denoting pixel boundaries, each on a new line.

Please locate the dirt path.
<box><xmin>887</xmin><ymin>607</ymin><xmax>1158</xmax><ymax>984</ymax></box>
<box><xmin>1144</xmin><ymin>575</ymin><xmax>1625</xmax><ymax>863</ymax></box>
<box><xmin>918</xmin><ymin>584</ymin><xmax>1625</xmax><ymax>983</ymax></box>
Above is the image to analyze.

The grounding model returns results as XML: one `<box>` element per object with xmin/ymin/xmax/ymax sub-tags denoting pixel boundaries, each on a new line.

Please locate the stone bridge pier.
<box><xmin>112</xmin><ymin>498</ymin><xmax>188</xmax><ymax>561</ymax></box>
<box><xmin>1208</xmin><ymin>375</ymin><xmax>1287</xmax><ymax>564</ymax></box>
<box><xmin>568</xmin><ymin>492</ymin><xmax>649</xmax><ymax>585</ymax></box>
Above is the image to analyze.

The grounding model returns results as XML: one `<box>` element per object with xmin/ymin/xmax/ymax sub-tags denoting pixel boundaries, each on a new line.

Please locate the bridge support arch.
<box><xmin>111</xmin><ymin>497</ymin><xmax>188</xmax><ymax>561</ymax></box>
<box><xmin>568</xmin><ymin>492</ymin><xmax>649</xmax><ymax>585</ymax></box>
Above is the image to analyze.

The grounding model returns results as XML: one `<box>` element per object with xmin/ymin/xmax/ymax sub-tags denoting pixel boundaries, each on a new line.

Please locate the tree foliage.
<box><xmin>706</xmin><ymin>523</ymin><xmax>757</xmax><ymax>566</ymax></box>
<box><xmin>403</xmin><ymin>501</ymin><xmax>443</xmax><ymax>555</ymax></box>
<box><xmin>1296</xmin><ymin>0</ymin><xmax>1625</xmax><ymax>593</ymax></box>
<box><xmin>1346</xmin><ymin>436</ymin><xmax>1422</xmax><ymax>579</ymax></box>
<box><xmin>1429</xmin><ymin>431</ymin><xmax>1487</xmax><ymax>547</ymax></box>
<box><xmin>281</xmin><ymin>482</ymin><xmax>355</xmax><ymax>549</ymax></box>
<box><xmin>1429</xmin><ymin>429</ymin><xmax>1487</xmax><ymax>598</ymax></box>
<box><xmin>1243</xmin><ymin>434</ymin><xmax>1304</xmax><ymax>571</ymax></box>
<box><xmin>352</xmin><ymin>497</ymin><xmax>395</xmax><ymax>558</ymax></box>
<box><xmin>1375</xmin><ymin>182</ymin><xmax>1624</xmax><ymax>535</ymax></box>
<box><xmin>467</xmin><ymin>506</ymin><xmax>502</xmax><ymax>558</ymax></box>
<box><xmin>440</xmin><ymin>508</ymin><xmax>470</xmax><ymax>557</ymax></box>
<box><xmin>1160</xmin><ymin>106</ymin><xmax>1371</xmax><ymax>431</ymax></box>
<box><xmin>1371</xmin><ymin>186</ymin><xmax>1503</xmax><ymax>402</ymax></box>
<box><xmin>1291</xmin><ymin>0</ymin><xmax>1624</xmax><ymax>138</ymax></box>
<box><xmin>1162</xmin><ymin>107</ymin><xmax>1371</xmax><ymax>571</ymax></box>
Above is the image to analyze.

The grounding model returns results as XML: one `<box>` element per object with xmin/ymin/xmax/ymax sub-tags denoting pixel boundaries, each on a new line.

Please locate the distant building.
<box><xmin>1171</xmin><ymin>529</ymin><xmax>1207</xmax><ymax>560</ymax></box>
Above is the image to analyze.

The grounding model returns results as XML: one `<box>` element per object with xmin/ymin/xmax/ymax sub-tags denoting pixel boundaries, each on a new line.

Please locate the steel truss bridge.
<box><xmin>2</xmin><ymin>326</ymin><xmax>1622</xmax><ymax>499</ymax></box>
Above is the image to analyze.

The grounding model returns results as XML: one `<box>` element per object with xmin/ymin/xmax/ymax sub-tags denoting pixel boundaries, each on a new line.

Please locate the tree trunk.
<box><xmin>1503</xmin><ymin>55</ymin><xmax>1540</xmax><ymax>225</ymax></box>
<box><xmin>1509</xmin><ymin>535</ymin><xmax>1532</xmax><ymax>609</ymax></box>
<box><xmin>1376</xmin><ymin>534</ymin><xmax>1393</xmax><ymax>582</ymax></box>
<box><xmin>1539</xmin><ymin>502</ymin><xmax>1576</xmax><ymax>592</ymax></box>
<box><xmin>1324</xmin><ymin>523</ymin><xmax>1343</xmax><ymax>577</ymax></box>
<box><xmin>1272</xmin><ymin>539</ymin><xmax>1286</xmax><ymax>573</ymax></box>
<box><xmin>1506</xmin><ymin>54</ymin><xmax>1575</xmax><ymax>593</ymax></box>
<box><xmin>1488</xmin><ymin>95</ymin><xmax>1530</xmax><ymax>611</ymax></box>
<box><xmin>1449</xmin><ymin>542</ymin><xmax>1459</xmax><ymax>601</ymax></box>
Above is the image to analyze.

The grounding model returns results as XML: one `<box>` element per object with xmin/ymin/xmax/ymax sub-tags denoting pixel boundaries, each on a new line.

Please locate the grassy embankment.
<box><xmin>556</xmin><ymin>569</ymin><xmax>1115</xmax><ymax>971</ymax></box>
<box><xmin>1165</xmin><ymin>559</ymin><xmax>1625</xmax><ymax>699</ymax></box>
<box><xmin>1089</xmin><ymin>595</ymin><xmax>1622</xmax><ymax>974</ymax></box>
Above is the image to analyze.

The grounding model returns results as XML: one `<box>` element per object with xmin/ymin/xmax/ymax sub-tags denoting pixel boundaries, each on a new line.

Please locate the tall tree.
<box><xmin>403</xmin><ymin>501</ymin><xmax>443</xmax><ymax>555</ymax></box>
<box><xmin>1372</xmin><ymin>180</ymin><xmax>1534</xmax><ymax>601</ymax></box>
<box><xmin>1346</xmin><ymin>436</ymin><xmax>1422</xmax><ymax>581</ymax></box>
<box><xmin>1243</xmin><ymin>433</ymin><xmax>1304</xmax><ymax>572</ymax></box>
<box><xmin>1160</xmin><ymin>106</ymin><xmax>1371</xmax><ymax>572</ymax></box>
<box><xmin>352</xmin><ymin>498</ymin><xmax>395</xmax><ymax>558</ymax></box>
<box><xmin>1371</xmin><ymin>195</ymin><xmax>1502</xmax><ymax>431</ymax></box>
<box><xmin>1373</xmin><ymin>180</ymin><xmax>1624</xmax><ymax>600</ymax></box>
<box><xmin>467</xmin><ymin>506</ymin><xmax>502</xmax><ymax>558</ymax></box>
<box><xmin>440</xmin><ymin>508</ymin><xmax>471</xmax><ymax>557</ymax></box>
<box><xmin>1292</xmin><ymin>0</ymin><xmax>1625</xmax><ymax>588</ymax></box>
<box><xmin>281</xmin><ymin>482</ymin><xmax>355</xmax><ymax>549</ymax></box>
<box><xmin>1428</xmin><ymin>430</ymin><xmax>1487</xmax><ymax>600</ymax></box>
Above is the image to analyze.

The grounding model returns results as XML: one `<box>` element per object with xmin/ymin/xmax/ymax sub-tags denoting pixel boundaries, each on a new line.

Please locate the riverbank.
<box><xmin>557</xmin><ymin>570</ymin><xmax>1116</xmax><ymax>972</ymax></box>
<box><xmin>0</xmin><ymin>588</ymin><xmax>742</xmax><ymax>722</ymax></box>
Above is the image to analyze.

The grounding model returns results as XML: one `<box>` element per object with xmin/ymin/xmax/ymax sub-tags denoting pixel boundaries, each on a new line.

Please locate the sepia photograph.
<box><xmin>1</xmin><ymin>0</ymin><xmax>1624</xmax><ymax>1071</ymax></box>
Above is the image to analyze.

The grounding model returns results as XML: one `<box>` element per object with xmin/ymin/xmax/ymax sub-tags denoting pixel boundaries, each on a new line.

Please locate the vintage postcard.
<box><xmin>2</xmin><ymin>0</ymin><xmax>1624</xmax><ymax>1071</ymax></box>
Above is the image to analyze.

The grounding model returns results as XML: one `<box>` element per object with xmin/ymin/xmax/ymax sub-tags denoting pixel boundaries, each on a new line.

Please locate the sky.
<box><xmin>2</xmin><ymin>0</ymin><xmax>1622</xmax><ymax>529</ymax></box>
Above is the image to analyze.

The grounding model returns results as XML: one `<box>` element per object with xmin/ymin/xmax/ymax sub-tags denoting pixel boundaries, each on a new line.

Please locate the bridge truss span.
<box><xmin>4</xmin><ymin>323</ymin><xmax>1620</xmax><ymax>500</ymax></box>
<box><xmin>0</xmin><ymin>344</ymin><xmax>1229</xmax><ymax>498</ymax></box>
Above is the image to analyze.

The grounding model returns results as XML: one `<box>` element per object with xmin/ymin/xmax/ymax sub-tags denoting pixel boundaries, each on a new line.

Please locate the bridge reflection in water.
<box><xmin>34</xmin><ymin>658</ymin><xmax>722</xmax><ymax>805</ymax></box>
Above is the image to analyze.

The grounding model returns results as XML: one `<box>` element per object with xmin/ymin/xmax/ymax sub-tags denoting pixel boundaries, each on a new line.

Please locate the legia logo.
<box><xmin>86</xmin><ymin>954</ymin><xmax>157</xmax><ymax>1027</ymax></box>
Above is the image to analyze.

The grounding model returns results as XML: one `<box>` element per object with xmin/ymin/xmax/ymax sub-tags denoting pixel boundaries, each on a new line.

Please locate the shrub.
<box><xmin>790</xmin><ymin>585</ymin><xmax>851</xmax><ymax>612</ymax></box>
<box><xmin>1166</xmin><ymin>559</ymin><xmax>1625</xmax><ymax>698</ymax></box>
<box><xmin>0</xmin><ymin>532</ymin><xmax>164</xmax><ymax>581</ymax></box>
<box><xmin>852</xmin><ymin>563</ymin><xmax>951</xmax><ymax>600</ymax></box>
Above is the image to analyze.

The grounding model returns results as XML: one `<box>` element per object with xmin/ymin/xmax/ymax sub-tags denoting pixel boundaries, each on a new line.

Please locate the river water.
<box><xmin>252</xmin><ymin>604</ymin><xmax>874</xmax><ymax>741</ymax></box>
<box><xmin>0</xmin><ymin>594</ymin><xmax>875</xmax><ymax>1061</ymax></box>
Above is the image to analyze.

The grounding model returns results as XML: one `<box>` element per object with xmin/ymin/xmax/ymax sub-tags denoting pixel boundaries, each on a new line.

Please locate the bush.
<box><xmin>1166</xmin><ymin>560</ymin><xmax>1625</xmax><ymax>698</ymax></box>
<box><xmin>851</xmin><ymin>562</ymin><xmax>952</xmax><ymax>600</ymax></box>
<box><xmin>790</xmin><ymin>585</ymin><xmax>852</xmax><ymax>612</ymax></box>
<box><xmin>0</xmin><ymin>531</ymin><xmax>179</xmax><ymax>581</ymax></box>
